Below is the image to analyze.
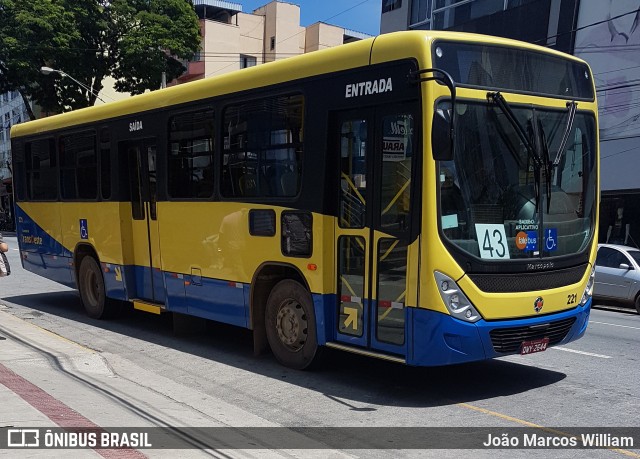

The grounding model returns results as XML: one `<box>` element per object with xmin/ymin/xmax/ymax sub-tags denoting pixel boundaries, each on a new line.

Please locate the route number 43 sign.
<box><xmin>475</xmin><ymin>224</ymin><xmax>511</xmax><ymax>260</ymax></box>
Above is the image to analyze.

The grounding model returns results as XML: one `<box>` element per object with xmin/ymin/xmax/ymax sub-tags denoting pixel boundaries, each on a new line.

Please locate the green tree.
<box><xmin>0</xmin><ymin>0</ymin><xmax>200</xmax><ymax>118</ymax></box>
<box><xmin>0</xmin><ymin>0</ymin><xmax>78</xmax><ymax>119</ymax></box>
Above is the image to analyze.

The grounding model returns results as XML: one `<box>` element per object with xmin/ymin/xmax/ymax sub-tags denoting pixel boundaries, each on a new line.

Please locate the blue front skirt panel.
<box><xmin>407</xmin><ymin>299</ymin><xmax>591</xmax><ymax>366</ymax></box>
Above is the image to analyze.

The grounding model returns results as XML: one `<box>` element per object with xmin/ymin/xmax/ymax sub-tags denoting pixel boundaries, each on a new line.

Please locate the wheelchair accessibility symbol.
<box><xmin>80</xmin><ymin>219</ymin><xmax>89</xmax><ymax>240</ymax></box>
<box><xmin>545</xmin><ymin>228</ymin><xmax>557</xmax><ymax>251</ymax></box>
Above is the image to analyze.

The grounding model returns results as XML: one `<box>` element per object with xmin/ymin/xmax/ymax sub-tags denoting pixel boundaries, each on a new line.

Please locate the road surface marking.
<box><xmin>591</xmin><ymin>320</ymin><xmax>640</xmax><ymax>331</ymax></box>
<box><xmin>551</xmin><ymin>347</ymin><xmax>611</xmax><ymax>358</ymax></box>
<box><xmin>458</xmin><ymin>403</ymin><xmax>640</xmax><ymax>458</ymax></box>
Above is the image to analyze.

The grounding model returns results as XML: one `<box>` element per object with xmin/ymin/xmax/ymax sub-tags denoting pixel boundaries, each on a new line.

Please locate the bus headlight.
<box><xmin>434</xmin><ymin>271</ymin><xmax>481</xmax><ymax>323</ymax></box>
<box><xmin>579</xmin><ymin>265</ymin><xmax>596</xmax><ymax>306</ymax></box>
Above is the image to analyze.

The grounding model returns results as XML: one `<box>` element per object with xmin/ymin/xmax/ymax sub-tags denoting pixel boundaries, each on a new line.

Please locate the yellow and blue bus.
<box><xmin>10</xmin><ymin>31</ymin><xmax>598</xmax><ymax>369</ymax></box>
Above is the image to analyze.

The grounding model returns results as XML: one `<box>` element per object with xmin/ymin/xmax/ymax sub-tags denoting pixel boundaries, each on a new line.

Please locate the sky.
<box><xmin>239</xmin><ymin>0</ymin><xmax>383</xmax><ymax>36</ymax></box>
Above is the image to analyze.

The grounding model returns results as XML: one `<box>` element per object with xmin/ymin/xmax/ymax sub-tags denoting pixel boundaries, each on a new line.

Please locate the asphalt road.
<box><xmin>0</xmin><ymin>234</ymin><xmax>638</xmax><ymax>458</ymax></box>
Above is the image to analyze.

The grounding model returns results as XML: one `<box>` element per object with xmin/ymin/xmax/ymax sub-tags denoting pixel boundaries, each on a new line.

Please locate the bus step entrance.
<box><xmin>132</xmin><ymin>299</ymin><xmax>166</xmax><ymax>315</ymax></box>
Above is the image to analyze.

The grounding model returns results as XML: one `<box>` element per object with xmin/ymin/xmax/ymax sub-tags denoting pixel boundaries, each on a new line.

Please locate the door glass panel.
<box><xmin>380</xmin><ymin>113</ymin><xmax>414</xmax><ymax>232</ymax></box>
<box><xmin>147</xmin><ymin>144</ymin><xmax>157</xmax><ymax>220</ymax></box>
<box><xmin>376</xmin><ymin>238</ymin><xmax>407</xmax><ymax>345</ymax></box>
<box><xmin>338</xmin><ymin>236</ymin><xmax>365</xmax><ymax>337</ymax></box>
<box><xmin>127</xmin><ymin>146</ymin><xmax>144</xmax><ymax>220</ymax></box>
<box><xmin>339</xmin><ymin>120</ymin><xmax>367</xmax><ymax>228</ymax></box>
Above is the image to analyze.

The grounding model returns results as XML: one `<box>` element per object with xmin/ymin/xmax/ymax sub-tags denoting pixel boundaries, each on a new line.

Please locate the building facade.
<box><xmin>0</xmin><ymin>90</ymin><xmax>30</xmax><ymax>230</ymax></box>
<box><xmin>381</xmin><ymin>0</ymin><xmax>640</xmax><ymax>248</ymax></box>
<box><xmin>176</xmin><ymin>0</ymin><xmax>370</xmax><ymax>83</ymax></box>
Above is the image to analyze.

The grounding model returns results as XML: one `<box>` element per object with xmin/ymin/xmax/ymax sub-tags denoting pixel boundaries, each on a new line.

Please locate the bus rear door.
<box><xmin>119</xmin><ymin>138</ymin><xmax>165</xmax><ymax>304</ymax></box>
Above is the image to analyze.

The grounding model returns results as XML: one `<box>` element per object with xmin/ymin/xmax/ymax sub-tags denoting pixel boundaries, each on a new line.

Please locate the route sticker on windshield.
<box><xmin>515</xmin><ymin>231</ymin><xmax>537</xmax><ymax>252</ymax></box>
<box><xmin>475</xmin><ymin>224</ymin><xmax>511</xmax><ymax>259</ymax></box>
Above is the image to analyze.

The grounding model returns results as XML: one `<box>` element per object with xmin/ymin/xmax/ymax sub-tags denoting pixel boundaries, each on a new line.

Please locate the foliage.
<box><xmin>0</xmin><ymin>0</ymin><xmax>78</xmax><ymax>117</ymax></box>
<box><xmin>0</xmin><ymin>0</ymin><xmax>201</xmax><ymax>116</ymax></box>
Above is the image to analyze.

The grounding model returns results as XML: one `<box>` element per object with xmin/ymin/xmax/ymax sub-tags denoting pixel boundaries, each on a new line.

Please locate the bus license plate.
<box><xmin>520</xmin><ymin>337</ymin><xmax>549</xmax><ymax>355</ymax></box>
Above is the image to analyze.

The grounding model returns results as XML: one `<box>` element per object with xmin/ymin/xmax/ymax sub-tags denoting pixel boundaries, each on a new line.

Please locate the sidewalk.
<box><xmin>0</xmin><ymin>286</ymin><xmax>350</xmax><ymax>458</ymax></box>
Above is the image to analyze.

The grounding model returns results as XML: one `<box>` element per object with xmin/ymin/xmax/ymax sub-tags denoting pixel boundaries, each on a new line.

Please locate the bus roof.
<box><xmin>11</xmin><ymin>30</ymin><xmax>591</xmax><ymax>139</ymax></box>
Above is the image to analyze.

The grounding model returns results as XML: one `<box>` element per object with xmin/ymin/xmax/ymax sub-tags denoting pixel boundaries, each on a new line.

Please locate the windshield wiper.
<box><xmin>552</xmin><ymin>101</ymin><xmax>577</xmax><ymax>167</ymax></box>
<box><xmin>487</xmin><ymin>92</ymin><xmax>542</xmax><ymax>167</ymax></box>
<box><xmin>545</xmin><ymin>101</ymin><xmax>577</xmax><ymax>212</ymax></box>
<box><xmin>487</xmin><ymin>92</ymin><xmax>543</xmax><ymax>211</ymax></box>
<box><xmin>529</xmin><ymin>110</ymin><xmax>553</xmax><ymax>212</ymax></box>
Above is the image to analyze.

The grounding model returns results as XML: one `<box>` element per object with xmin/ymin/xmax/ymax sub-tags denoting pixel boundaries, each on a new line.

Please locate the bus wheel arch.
<box><xmin>74</xmin><ymin>245</ymin><xmax>119</xmax><ymax>319</ymax></box>
<box><xmin>251</xmin><ymin>264</ymin><xmax>318</xmax><ymax>368</ymax></box>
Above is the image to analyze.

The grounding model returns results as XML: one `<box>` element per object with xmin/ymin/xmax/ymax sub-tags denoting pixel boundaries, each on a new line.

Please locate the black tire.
<box><xmin>78</xmin><ymin>256</ymin><xmax>119</xmax><ymax>319</ymax></box>
<box><xmin>265</xmin><ymin>279</ymin><xmax>319</xmax><ymax>370</ymax></box>
<box><xmin>635</xmin><ymin>295</ymin><xmax>640</xmax><ymax>315</ymax></box>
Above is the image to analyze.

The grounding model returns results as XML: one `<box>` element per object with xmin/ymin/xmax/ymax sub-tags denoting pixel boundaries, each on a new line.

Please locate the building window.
<box><xmin>382</xmin><ymin>0</ymin><xmax>402</xmax><ymax>13</ymax></box>
<box><xmin>240</xmin><ymin>54</ymin><xmax>257</xmax><ymax>69</ymax></box>
<box><xmin>411</xmin><ymin>0</ymin><xmax>432</xmax><ymax>26</ymax></box>
<box><xmin>270</xmin><ymin>36</ymin><xmax>275</xmax><ymax>51</ymax></box>
<box><xmin>433</xmin><ymin>0</ymin><xmax>505</xmax><ymax>29</ymax></box>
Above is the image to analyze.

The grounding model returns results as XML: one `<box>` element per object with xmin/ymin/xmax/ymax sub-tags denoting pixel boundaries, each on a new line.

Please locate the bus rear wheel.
<box><xmin>78</xmin><ymin>256</ymin><xmax>118</xmax><ymax>319</ymax></box>
<box><xmin>265</xmin><ymin>279</ymin><xmax>318</xmax><ymax>370</ymax></box>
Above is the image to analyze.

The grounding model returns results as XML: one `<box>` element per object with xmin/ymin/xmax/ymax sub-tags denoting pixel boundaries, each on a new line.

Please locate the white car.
<box><xmin>594</xmin><ymin>244</ymin><xmax>640</xmax><ymax>314</ymax></box>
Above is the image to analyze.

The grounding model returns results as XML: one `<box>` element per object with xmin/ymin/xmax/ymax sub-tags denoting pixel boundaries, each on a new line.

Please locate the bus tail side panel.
<box><xmin>16</xmin><ymin>205</ymin><xmax>74</xmax><ymax>287</ymax></box>
<box><xmin>21</xmin><ymin>252</ymin><xmax>75</xmax><ymax>288</ymax></box>
<box><xmin>407</xmin><ymin>300</ymin><xmax>591</xmax><ymax>366</ymax></box>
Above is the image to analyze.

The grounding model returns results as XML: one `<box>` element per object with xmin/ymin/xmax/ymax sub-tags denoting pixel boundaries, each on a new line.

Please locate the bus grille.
<box><xmin>489</xmin><ymin>317</ymin><xmax>576</xmax><ymax>353</ymax></box>
<box><xmin>468</xmin><ymin>264</ymin><xmax>587</xmax><ymax>293</ymax></box>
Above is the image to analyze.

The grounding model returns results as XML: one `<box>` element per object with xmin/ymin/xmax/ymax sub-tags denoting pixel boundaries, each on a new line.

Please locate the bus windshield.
<box><xmin>438</xmin><ymin>100</ymin><xmax>597</xmax><ymax>261</ymax></box>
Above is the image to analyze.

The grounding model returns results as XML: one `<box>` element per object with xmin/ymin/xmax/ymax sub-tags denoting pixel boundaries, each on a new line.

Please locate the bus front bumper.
<box><xmin>407</xmin><ymin>299</ymin><xmax>591</xmax><ymax>366</ymax></box>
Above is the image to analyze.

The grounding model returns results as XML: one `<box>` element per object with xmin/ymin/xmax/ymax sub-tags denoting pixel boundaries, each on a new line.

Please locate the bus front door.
<box><xmin>333</xmin><ymin>106</ymin><xmax>416</xmax><ymax>358</ymax></box>
<box><xmin>120</xmin><ymin>139</ymin><xmax>165</xmax><ymax>304</ymax></box>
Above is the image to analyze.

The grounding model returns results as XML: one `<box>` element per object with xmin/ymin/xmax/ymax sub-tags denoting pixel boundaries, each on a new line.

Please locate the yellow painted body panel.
<box><xmin>156</xmin><ymin>202</ymin><xmax>331</xmax><ymax>294</ymax></box>
<box><xmin>19</xmin><ymin>202</ymin><xmax>131</xmax><ymax>264</ymax></box>
<box><xmin>19</xmin><ymin>200</ymin><xmax>335</xmax><ymax>295</ymax></box>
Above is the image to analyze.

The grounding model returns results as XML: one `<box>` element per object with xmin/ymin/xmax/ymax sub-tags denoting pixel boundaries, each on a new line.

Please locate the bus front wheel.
<box><xmin>265</xmin><ymin>279</ymin><xmax>319</xmax><ymax>370</ymax></box>
<box><xmin>78</xmin><ymin>256</ymin><xmax>117</xmax><ymax>319</ymax></box>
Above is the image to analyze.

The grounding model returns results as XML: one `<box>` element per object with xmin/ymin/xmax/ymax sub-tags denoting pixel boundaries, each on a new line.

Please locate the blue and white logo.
<box><xmin>525</xmin><ymin>231</ymin><xmax>538</xmax><ymax>252</ymax></box>
<box><xmin>545</xmin><ymin>228</ymin><xmax>557</xmax><ymax>251</ymax></box>
<box><xmin>80</xmin><ymin>219</ymin><xmax>89</xmax><ymax>240</ymax></box>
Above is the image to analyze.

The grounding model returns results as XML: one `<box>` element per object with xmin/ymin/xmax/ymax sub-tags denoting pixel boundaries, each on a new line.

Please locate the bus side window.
<box><xmin>222</xmin><ymin>94</ymin><xmax>303</xmax><ymax>199</ymax></box>
<box><xmin>168</xmin><ymin>109</ymin><xmax>214</xmax><ymax>200</ymax></box>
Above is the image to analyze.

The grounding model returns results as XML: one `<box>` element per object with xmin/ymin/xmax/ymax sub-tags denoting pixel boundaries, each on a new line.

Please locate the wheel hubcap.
<box><xmin>275</xmin><ymin>299</ymin><xmax>308</xmax><ymax>351</ymax></box>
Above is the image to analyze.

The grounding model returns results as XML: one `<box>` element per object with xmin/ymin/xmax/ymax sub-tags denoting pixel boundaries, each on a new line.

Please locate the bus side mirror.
<box><xmin>432</xmin><ymin>110</ymin><xmax>454</xmax><ymax>161</ymax></box>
